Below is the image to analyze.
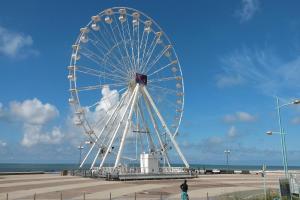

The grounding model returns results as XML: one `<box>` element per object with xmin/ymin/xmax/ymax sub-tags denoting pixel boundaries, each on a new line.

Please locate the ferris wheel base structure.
<box><xmin>82</xmin><ymin>83</ymin><xmax>191</xmax><ymax>178</ymax></box>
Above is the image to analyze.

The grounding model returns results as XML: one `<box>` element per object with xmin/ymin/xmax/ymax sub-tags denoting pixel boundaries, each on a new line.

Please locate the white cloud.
<box><xmin>10</xmin><ymin>98</ymin><xmax>59</xmax><ymax>125</ymax></box>
<box><xmin>236</xmin><ymin>111</ymin><xmax>256</xmax><ymax>122</ymax></box>
<box><xmin>208</xmin><ymin>136</ymin><xmax>223</xmax><ymax>145</ymax></box>
<box><xmin>67</xmin><ymin>85</ymin><xmax>121</xmax><ymax>147</ymax></box>
<box><xmin>216</xmin><ymin>75</ymin><xmax>243</xmax><ymax>88</ymax></box>
<box><xmin>21</xmin><ymin>124</ymin><xmax>63</xmax><ymax>147</ymax></box>
<box><xmin>227</xmin><ymin>126</ymin><xmax>238</xmax><ymax>138</ymax></box>
<box><xmin>0</xmin><ymin>25</ymin><xmax>38</xmax><ymax>57</ymax></box>
<box><xmin>0</xmin><ymin>103</ymin><xmax>4</xmax><ymax>118</ymax></box>
<box><xmin>223</xmin><ymin>111</ymin><xmax>256</xmax><ymax>123</ymax></box>
<box><xmin>0</xmin><ymin>140</ymin><xmax>6</xmax><ymax>147</ymax></box>
<box><xmin>236</xmin><ymin>0</ymin><xmax>259</xmax><ymax>22</ymax></box>
<box><xmin>0</xmin><ymin>98</ymin><xmax>63</xmax><ymax>147</ymax></box>
<box><xmin>96</xmin><ymin>85</ymin><xmax>119</xmax><ymax>112</ymax></box>
<box><xmin>292</xmin><ymin>117</ymin><xmax>300</xmax><ymax>124</ymax></box>
<box><xmin>216</xmin><ymin>47</ymin><xmax>300</xmax><ymax>96</ymax></box>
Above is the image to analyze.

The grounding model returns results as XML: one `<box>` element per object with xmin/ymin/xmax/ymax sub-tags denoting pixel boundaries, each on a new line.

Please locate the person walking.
<box><xmin>180</xmin><ymin>179</ymin><xmax>189</xmax><ymax>200</ymax></box>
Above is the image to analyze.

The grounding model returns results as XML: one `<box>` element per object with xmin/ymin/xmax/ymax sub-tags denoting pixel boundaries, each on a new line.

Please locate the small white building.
<box><xmin>140</xmin><ymin>152</ymin><xmax>159</xmax><ymax>174</ymax></box>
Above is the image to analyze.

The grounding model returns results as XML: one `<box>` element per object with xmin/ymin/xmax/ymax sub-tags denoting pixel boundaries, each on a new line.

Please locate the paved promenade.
<box><xmin>0</xmin><ymin>172</ymin><xmax>286</xmax><ymax>200</ymax></box>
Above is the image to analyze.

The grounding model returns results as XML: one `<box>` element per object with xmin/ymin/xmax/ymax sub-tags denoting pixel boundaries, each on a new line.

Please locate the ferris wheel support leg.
<box><xmin>143</xmin><ymin>96</ymin><xmax>171</xmax><ymax>167</ymax></box>
<box><xmin>79</xmin><ymin>92</ymin><xmax>127</xmax><ymax>169</ymax></box>
<box><xmin>88</xmin><ymin>93</ymin><xmax>128</xmax><ymax>169</ymax></box>
<box><xmin>114</xmin><ymin>84</ymin><xmax>140</xmax><ymax>169</ymax></box>
<box><xmin>99</xmin><ymin>86</ymin><xmax>139</xmax><ymax>169</ymax></box>
<box><xmin>142</xmin><ymin>86</ymin><xmax>190</xmax><ymax>168</ymax></box>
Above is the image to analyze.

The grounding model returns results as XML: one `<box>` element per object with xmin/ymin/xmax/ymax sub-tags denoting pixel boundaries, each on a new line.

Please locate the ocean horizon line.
<box><xmin>0</xmin><ymin>163</ymin><xmax>300</xmax><ymax>173</ymax></box>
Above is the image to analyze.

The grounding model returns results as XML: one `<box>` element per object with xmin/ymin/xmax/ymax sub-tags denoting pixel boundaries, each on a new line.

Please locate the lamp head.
<box><xmin>266</xmin><ymin>131</ymin><xmax>273</xmax><ymax>135</ymax></box>
<box><xmin>293</xmin><ymin>99</ymin><xmax>300</xmax><ymax>104</ymax></box>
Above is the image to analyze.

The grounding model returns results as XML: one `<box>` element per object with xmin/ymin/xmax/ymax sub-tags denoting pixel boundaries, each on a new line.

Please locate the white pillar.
<box><xmin>114</xmin><ymin>84</ymin><xmax>140</xmax><ymax>168</ymax></box>
<box><xmin>99</xmin><ymin>86</ymin><xmax>138</xmax><ymax>168</ymax></box>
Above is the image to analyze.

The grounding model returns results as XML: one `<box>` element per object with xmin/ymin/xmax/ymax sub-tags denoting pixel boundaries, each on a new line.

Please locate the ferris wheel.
<box><xmin>68</xmin><ymin>7</ymin><xmax>189</xmax><ymax>170</ymax></box>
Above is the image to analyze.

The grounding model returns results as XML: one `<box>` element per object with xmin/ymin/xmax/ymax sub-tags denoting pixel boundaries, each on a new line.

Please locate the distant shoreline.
<box><xmin>0</xmin><ymin>163</ymin><xmax>300</xmax><ymax>173</ymax></box>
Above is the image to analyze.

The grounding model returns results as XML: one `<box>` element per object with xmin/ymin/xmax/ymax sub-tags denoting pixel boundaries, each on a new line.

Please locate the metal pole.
<box><xmin>83</xmin><ymin>192</ymin><xmax>85</xmax><ymax>200</ymax></box>
<box><xmin>276</xmin><ymin>97</ymin><xmax>288</xmax><ymax>177</ymax></box>
<box><xmin>6</xmin><ymin>193</ymin><xmax>8</xmax><ymax>200</ymax></box>
<box><xmin>224</xmin><ymin>150</ymin><xmax>230</xmax><ymax>174</ymax></box>
<box><xmin>135</xmin><ymin>192</ymin><xmax>136</xmax><ymax>200</ymax></box>
<box><xmin>110</xmin><ymin>192</ymin><xmax>111</xmax><ymax>200</ymax></box>
<box><xmin>33</xmin><ymin>193</ymin><xmax>36</xmax><ymax>200</ymax></box>
<box><xmin>79</xmin><ymin>147</ymin><xmax>82</xmax><ymax>165</ymax></box>
<box><xmin>207</xmin><ymin>192</ymin><xmax>209</xmax><ymax>200</ymax></box>
<box><xmin>282</xmin><ymin>130</ymin><xmax>289</xmax><ymax>177</ymax></box>
<box><xmin>226</xmin><ymin>152</ymin><xmax>229</xmax><ymax>173</ymax></box>
<box><xmin>262</xmin><ymin>164</ymin><xmax>267</xmax><ymax>200</ymax></box>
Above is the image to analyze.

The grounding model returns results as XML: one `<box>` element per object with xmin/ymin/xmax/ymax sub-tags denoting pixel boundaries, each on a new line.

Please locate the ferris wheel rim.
<box><xmin>68</xmin><ymin>6</ymin><xmax>185</xmax><ymax>137</ymax></box>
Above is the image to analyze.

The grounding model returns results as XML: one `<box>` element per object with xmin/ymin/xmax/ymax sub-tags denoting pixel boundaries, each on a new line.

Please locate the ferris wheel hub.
<box><xmin>135</xmin><ymin>73</ymin><xmax>147</xmax><ymax>85</ymax></box>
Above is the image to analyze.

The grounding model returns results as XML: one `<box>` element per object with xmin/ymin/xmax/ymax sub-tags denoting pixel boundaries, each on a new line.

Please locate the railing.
<box><xmin>91</xmin><ymin>166</ymin><xmax>187</xmax><ymax>175</ymax></box>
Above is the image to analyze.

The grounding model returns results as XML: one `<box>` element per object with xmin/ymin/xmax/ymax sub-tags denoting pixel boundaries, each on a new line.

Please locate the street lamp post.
<box><xmin>224</xmin><ymin>149</ymin><xmax>230</xmax><ymax>174</ymax></box>
<box><xmin>266</xmin><ymin>97</ymin><xmax>300</xmax><ymax>178</ymax></box>
<box><xmin>78</xmin><ymin>145</ymin><xmax>84</xmax><ymax>166</ymax></box>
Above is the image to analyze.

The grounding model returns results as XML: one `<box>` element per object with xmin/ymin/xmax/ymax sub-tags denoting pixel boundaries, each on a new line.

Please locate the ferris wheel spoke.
<box><xmin>80</xmin><ymin>48</ymin><xmax>128</xmax><ymax>77</ymax></box>
<box><xmin>76</xmin><ymin>65</ymin><xmax>128</xmax><ymax>82</ymax></box>
<box><xmin>147</xmin><ymin>61</ymin><xmax>177</xmax><ymax>77</ymax></box>
<box><xmin>145</xmin><ymin>45</ymin><xmax>171</xmax><ymax>74</ymax></box>
<box><xmin>140</xmin><ymin>31</ymin><xmax>150</xmax><ymax>70</ymax></box>
<box><xmin>136</xmin><ymin>20</ymin><xmax>141</xmax><ymax>69</ymax></box>
<box><xmin>140</xmin><ymin>34</ymin><xmax>158</xmax><ymax>73</ymax></box>
<box><xmin>76</xmin><ymin>69</ymin><xmax>126</xmax><ymax>83</ymax></box>
<box><xmin>148</xmin><ymin>76</ymin><xmax>181</xmax><ymax>84</ymax></box>
<box><xmin>91</xmin><ymin>29</ymin><xmax>111</xmax><ymax>52</ymax></box>
<box><xmin>109</xmin><ymin>23</ymin><xmax>132</xmax><ymax>72</ymax></box>
<box><xmin>76</xmin><ymin>83</ymin><xmax>126</xmax><ymax>92</ymax></box>
<box><xmin>101</xmin><ymin>22</ymin><xmax>128</xmax><ymax>70</ymax></box>
<box><xmin>138</xmin><ymin>29</ymin><xmax>146</xmax><ymax>68</ymax></box>
<box><xmin>147</xmin><ymin>89</ymin><xmax>179</xmax><ymax>109</ymax></box>
<box><xmin>112</xmin><ymin>15</ymin><xmax>134</xmax><ymax>73</ymax></box>
<box><xmin>85</xmin><ymin>35</ymin><xmax>107</xmax><ymax>58</ymax></box>
<box><xmin>79</xmin><ymin>51</ymin><xmax>123</xmax><ymax>78</ymax></box>
<box><xmin>89</xmin><ymin>33</ymin><xmax>124</xmax><ymax>67</ymax></box>
<box><xmin>94</xmin><ymin>25</ymin><xmax>122</xmax><ymax>64</ymax></box>
<box><xmin>125</xmin><ymin>15</ymin><xmax>137</xmax><ymax>71</ymax></box>
<box><xmin>81</xmin><ymin>45</ymin><xmax>123</xmax><ymax>71</ymax></box>
<box><xmin>147</xmin><ymin>84</ymin><xmax>179</xmax><ymax>94</ymax></box>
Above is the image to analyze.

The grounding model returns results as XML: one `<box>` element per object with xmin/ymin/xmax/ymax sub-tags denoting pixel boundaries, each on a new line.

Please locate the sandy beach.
<box><xmin>0</xmin><ymin>171</ymin><xmax>290</xmax><ymax>200</ymax></box>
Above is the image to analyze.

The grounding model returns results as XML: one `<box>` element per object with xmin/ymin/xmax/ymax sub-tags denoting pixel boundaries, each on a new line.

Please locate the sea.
<box><xmin>0</xmin><ymin>163</ymin><xmax>300</xmax><ymax>172</ymax></box>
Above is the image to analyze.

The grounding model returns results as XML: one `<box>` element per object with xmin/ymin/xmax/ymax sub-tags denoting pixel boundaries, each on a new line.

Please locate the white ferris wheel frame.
<box><xmin>68</xmin><ymin>7</ymin><xmax>189</xmax><ymax>170</ymax></box>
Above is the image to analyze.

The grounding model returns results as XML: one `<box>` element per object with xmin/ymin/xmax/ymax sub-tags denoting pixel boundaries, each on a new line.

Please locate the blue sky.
<box><xmin>0</xmin><ymin>0</ymin><xmax>300</xmax><ymax>166</ymax></box>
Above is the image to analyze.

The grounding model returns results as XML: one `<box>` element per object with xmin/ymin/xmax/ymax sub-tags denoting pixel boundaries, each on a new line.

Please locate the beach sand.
<box><xmin>0</xmin><ymin>171</ymin><xmax>289</xmax><ymax>200</ymax></box>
